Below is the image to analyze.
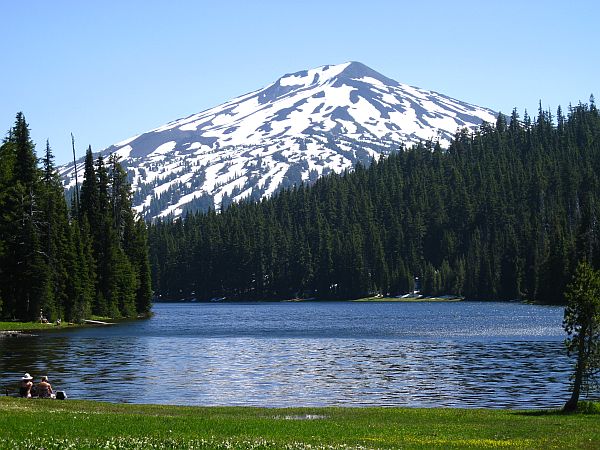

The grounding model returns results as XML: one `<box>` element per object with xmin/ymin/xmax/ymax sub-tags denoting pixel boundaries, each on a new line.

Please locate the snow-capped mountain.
<box><xmin>60</xmin><ymin>62</ymin><xmax>496</xmax><ymax>219</ymax></box>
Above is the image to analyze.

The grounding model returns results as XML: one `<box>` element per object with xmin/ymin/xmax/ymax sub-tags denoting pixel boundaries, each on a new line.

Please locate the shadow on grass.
<box><xmin>515</xmin><ymin>401</ymin><xmax>600</xmax><ymax>416</ymax></box>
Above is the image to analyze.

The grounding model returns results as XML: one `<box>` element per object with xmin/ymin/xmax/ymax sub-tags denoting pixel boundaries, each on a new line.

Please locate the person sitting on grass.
<box><xmin>19</xmin><ymin>373</ymin><xmax>33</xmax><ymax>398</ymax></box>
<box><xmin>37</xmin><ymin>376</ymin><xmax>54</xmax><ymax>398</ymax></box>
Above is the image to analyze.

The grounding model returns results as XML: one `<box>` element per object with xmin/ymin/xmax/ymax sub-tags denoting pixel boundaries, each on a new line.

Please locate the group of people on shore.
<box><xmin>19</xmin><ymin>373</ymin><xmax>54</xmax><ymax>399</ymax></box>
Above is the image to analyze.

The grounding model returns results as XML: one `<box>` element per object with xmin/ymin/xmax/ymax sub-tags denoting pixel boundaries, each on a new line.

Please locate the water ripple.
<box><xmin>0</xmin><ymin>302</ymin><xmax>592</xmax><ymax>408</ymax></box>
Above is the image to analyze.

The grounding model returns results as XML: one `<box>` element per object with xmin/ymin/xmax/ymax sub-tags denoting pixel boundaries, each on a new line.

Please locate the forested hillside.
<box><xmin>0</xmin><ymin>113</ymin><xmax>152</xmax><ymax>322</ymax></box>
<box><xmin>150</xmin><ymin>99</ymin><xmax>600</xmax><ymax>304</ymax></box>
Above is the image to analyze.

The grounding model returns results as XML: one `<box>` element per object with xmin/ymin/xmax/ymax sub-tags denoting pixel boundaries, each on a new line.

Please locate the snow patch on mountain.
<box><xmin>60</xmin><ymin>62</ymin><xmax>496</xmax><ymax>220</ymax></box>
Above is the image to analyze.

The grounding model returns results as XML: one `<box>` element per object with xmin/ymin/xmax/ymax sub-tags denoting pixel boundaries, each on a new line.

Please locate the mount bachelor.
<box><xmin>60</xmin><ymin>62</ymin><xmax>496</xmax><ymax>220</ymax></box>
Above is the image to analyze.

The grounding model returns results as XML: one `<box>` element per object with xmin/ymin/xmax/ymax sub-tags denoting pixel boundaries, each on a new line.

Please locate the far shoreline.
<box><xmin>155</xmin><ymin>294</ymin><xmax>466</xmax><ymax>304</ymax></box>
<box><xmin>351</xmin><ymin>295</ymin><xmax>464</xmax><ymax>302</ymax></box>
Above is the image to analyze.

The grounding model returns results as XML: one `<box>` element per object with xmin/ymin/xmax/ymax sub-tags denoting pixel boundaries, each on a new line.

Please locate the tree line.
<box><xmin>0</xmin><ymin>113</ymin><xmax>152</xmax><ymax>322</ymax></box>
<box><xmin>149</xmin><ymin>98</ymin><xmax>600</xmax><ymax>304</ymax></box>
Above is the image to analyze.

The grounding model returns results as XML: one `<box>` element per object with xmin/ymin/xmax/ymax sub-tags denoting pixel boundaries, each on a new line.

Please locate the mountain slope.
<box><xmin>60</xmin><ymin>62</ymin><xmax>496</xmax><ymax>219</ymax></box>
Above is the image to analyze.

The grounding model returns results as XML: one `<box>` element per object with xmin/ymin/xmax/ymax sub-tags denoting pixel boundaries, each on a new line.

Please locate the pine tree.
<box><xmin>132</xmin><ymin>219</ymin><xmax>153</xmax><ymax>315</ymax></box>
<box><xmin>0</xmin><ymin>115</ymin><xmax>151</xmax><ymax>322</ymax></box>
<box><xmin>563</xmin><ymin>261</ymin><xmax>600</xmax><ymax>412</ymax></box>
<box><xmin>12</xmin><ymin>112</ymin><xmax>38</xmax><ymax>190</ymax></box>
<box><xmin>0</xmin><ymin>113</ymin><xmax>48</xmax><ymax>320</ymax></box>
<box><xmin>79</xmin><ymin>147</ymin><xmax>99</xmax><ymax>227</ymax></box>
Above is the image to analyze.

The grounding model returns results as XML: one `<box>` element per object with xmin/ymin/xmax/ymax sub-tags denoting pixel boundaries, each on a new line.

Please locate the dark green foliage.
<box><xmin>79</xmin><ymin>147</ymin><xmax>99</xmax><ymax>227</ymax></box>
<box><xmin>11</xmin><ymin>112</ymin><xmax>38</xmax><ymax>190</ymax></box>
<box><xmin>150</xmin><ymin>101</ymin><xmax>600</xmax><ymax>303</ymax></box>
<box><xmin>0</xmin><ymin>113</ymin><xmax>152</xmax><ymax>321</ymax></box>
<box><xmin>131</xmin><ymin>219</ymin><xmax>153</xmax><ymax>315</ymax></box>
<box><xmin>0</xmin><ymin>113</ymin><xmax>48</xmax><ymax>320</ymax></box>
<box><xmin>77</xmin><ymin>148</ymin><xmax>152</xmax><ymax>318</ymax></box>
<box><xmin>563</xmin><ymin>261</ymin><xmax>600</xmax><ymax>412</ymax></box>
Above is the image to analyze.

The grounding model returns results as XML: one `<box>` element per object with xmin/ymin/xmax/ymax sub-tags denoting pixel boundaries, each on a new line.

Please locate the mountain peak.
<box><xmin>333</xmin><ymin>61</ymin><xmax>400</xmax><ymax>87</ymax></box>
<box><xmin>60</xmin><ymin>62</ymin><xmax>497</xmax><ymax>220</ymax></box>
<box><xmin>258</xmin><ymin>62</ymin><xmax>399</xmax><ymax>105</ymax></box>
<box><xmin>275</xmin><ymin>61</ymin><xmax>398</xmax><ymax>89</ymax></box>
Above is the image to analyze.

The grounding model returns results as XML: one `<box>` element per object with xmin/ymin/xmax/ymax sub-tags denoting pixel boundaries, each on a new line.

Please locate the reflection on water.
<box><xmin>0</xmin><ymin>301</ymin><xmax>587</xmax><ymax>408</ymax></box>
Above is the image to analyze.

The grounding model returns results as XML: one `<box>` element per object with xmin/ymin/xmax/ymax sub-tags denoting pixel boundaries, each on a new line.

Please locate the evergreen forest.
<box><xmin>0</xmin><ymin>113</ymin><xmax>152</xmax><ymax>322</ymax></box>
<box><xmin>149</xmin><ymin>99</ymin><xmax>600</xmax><ymax>304</ymax></box>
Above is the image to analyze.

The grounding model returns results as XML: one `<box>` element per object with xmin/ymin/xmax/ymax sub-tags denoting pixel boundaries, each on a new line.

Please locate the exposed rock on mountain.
<box><xmin>60</xmin><ymin>62</ymin><xmax>496</xmax><ymax>219</ymax></box>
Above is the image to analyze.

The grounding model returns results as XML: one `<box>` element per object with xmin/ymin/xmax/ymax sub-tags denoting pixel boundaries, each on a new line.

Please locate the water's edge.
<box><xmin>2</xmin><ymin>301</ymin><xmax>585</xmax><ymax>408</ymax></box>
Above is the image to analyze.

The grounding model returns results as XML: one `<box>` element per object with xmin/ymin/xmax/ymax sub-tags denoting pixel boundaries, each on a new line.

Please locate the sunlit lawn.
<box><xmin>0</xmin><ymin>315</ymin><xmax>117</xmax><ymax>332</ymax></box>
<box><xmin>1</xmin><ymin>398</ymin><xmax>599</xmax><ymax>449</ymax></box>
<box><xmin>0</xmin><ymin>321</ymin><xmax>77</xmax><ymax>331</ymax></box>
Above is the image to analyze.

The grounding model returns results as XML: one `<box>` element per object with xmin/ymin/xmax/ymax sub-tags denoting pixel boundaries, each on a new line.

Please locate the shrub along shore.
<box><xmin>1</xmin><ymin>398</ymin><xmax>599</xmax><ymax>449</ymax></box>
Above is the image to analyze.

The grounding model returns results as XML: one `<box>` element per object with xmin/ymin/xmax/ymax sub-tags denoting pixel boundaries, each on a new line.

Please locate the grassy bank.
<box><xmin>0</xmin><ymin>316</ymin><xmax>117</xmax><ymax>333</ymax></box>
<box><xmin>0</xmin><ymin>321</ymin><xmax>79</xmax><ymax>332</ymax></box>
<box><xmin>1</xmin><ymin>398</ymin><xmax>599</xmax><ymax>449</ymax></box>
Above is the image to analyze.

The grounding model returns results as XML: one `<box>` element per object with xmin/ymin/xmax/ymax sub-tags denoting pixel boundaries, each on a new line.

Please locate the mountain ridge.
<box><xmin>60</xmin><ymin>62</ymin><xmax>497</xmax><ymax>219</ymax></box>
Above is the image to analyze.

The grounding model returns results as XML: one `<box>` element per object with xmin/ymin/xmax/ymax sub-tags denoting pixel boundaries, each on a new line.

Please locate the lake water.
<box><xmin>0</xmin><ymin>301</ymin><xmax>589</xmax><ymax>408</ymax></box>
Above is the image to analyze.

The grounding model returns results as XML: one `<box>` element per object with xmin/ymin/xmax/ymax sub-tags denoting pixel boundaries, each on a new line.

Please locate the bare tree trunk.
<box><xmin>564</xmin><ymin>330</ymin><xmax>587</xmax><ymax>413</ymax></box>
<box><xmin>563</xmin><ymin>362</ymin><xmax>583</xmax><ymax>412</ymax></box>
<box><xmin>71</xmin><ymin>133</ymin><xmax>80</xmax><ymax>217</ymax></box>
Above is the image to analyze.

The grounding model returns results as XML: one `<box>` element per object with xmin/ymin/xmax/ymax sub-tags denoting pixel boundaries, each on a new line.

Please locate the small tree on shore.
<box><xmin>563</xmin><ymin>261</ymin><xmax>600</xmax><ymax>412</ymax></box>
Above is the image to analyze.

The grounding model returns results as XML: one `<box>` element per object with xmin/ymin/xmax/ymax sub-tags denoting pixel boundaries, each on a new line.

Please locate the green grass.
<box><xmin>90</xmin><ymin>315</ymin><xmax>114</xmax><ymax>321</ymax></box>
<box><xmin>1</xmin><ymin>398</ymin><xmax>599</xmax><ymax>449</ymax></box>
<box><xmin>0</xmin><ymin>321</ymin><xmax>81</xmax><ymax>332</ymax></box>
<box><xmin>0</xmin><ymin>315</ymin><xmax>120</xmax><ymax>332</ymax></box>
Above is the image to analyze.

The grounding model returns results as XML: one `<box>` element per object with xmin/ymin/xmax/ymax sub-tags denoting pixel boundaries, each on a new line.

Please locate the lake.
<box><xmin>0</xmin><ymin>301</ymin><xmax>588</xmax><ymax>408</ymax></box>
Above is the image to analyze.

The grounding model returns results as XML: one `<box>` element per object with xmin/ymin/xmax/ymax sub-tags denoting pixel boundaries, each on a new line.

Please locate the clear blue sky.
<box><xmin>1</xmin><ymin>0</ymin><xmax>598</xmax><ymax>164</ymax></box>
